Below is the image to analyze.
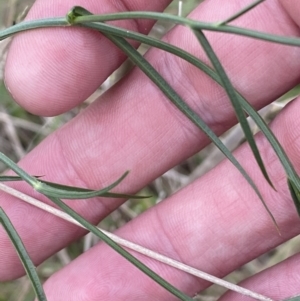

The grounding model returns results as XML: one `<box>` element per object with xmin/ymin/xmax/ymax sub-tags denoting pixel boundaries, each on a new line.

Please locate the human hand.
<box><xmin>1</xmin><ymin>0</ymin><xmax>300</xmax><ymax>300</ymax></box>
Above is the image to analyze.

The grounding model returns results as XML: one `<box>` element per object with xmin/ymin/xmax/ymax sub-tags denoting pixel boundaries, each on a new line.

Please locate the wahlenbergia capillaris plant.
<box><xmin>1</xmin><ymin>1</ymin><xmax>300</xmax><ymax>300</ymax></box>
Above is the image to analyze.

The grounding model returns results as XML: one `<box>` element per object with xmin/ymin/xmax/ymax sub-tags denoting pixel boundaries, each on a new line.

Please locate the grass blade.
<box><xmin>193</xmin><ymin>29</ymin><xmax>273</xmax><ymax>188</ymax></box>
<box><xmin>0</xmin><ymin>175</ymin><xmax>35</xmax><ymax>181</ymax></box>
<box><xmin>192</xmin><ymin>29</ymin><xmax>276</xmax><ymax>220</ymax></box>
<box><xmin>0</xmin><ymin>175</ymin><xmax>149</xmax><ymax>199</ymax></box>
<box><xmin>0</xmin><ymin>207</ymin><xmax>47</xmax><ymax>301</ymax></box>
<box><xmin>36</xmin><ymin>171</ymin><xmax>129</xmax><ymax>199</ymax></box>
<box><xmin>216</xmin><ymin>0</ymin><xmax>265</xmax><ymax>26</ymax></box>
<box><xmin>0</xmin><ymin>18</ymin><xmax>68</xmax><ymax>41</ymax></box>
<box><xmin>288</xmin><ymin>179</ymin><xmax>300</xmax><ymax>216</ymax></box>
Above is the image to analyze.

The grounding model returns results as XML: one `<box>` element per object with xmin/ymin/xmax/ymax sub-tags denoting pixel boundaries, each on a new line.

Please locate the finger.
<box><xmin>219</xmin><ymin>253</ymin><xmax>300</xmax><ymax>301</ymax></box>
<box><xmin>279</xmin><ymin>0</ymin><xmax>300</xmax><ymax>28</ymax></box>
<box><xmin>40</xmin><ymin>97</ymin><xmax>300</xmax><ymax>300</ymax></box>
<box><xmin>4</xmin><ymin>0</ymin><xmax>171</xmax><ymax>116</ymax></box>
<box><xmin>1</xmin><ymin>0</ymin><xmax>300</xmax><ymax>280</ymax></box>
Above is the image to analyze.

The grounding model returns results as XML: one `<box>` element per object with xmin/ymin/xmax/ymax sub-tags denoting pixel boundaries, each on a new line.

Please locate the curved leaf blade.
<box><xmin>0</xmin><ymin>175</ymin><xmax>149</xmax><ymax>199</ymax></box>
<box><xmin>0</xmin><ymin>207</ymin><xmax>47</xmax><ymax>301</ymax></box>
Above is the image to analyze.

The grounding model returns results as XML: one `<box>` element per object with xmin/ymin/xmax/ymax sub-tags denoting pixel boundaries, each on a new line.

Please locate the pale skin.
<box><xmin>1</xmin><ymin>0</ymin><xmax>300</xmax><ymax>299</ymax></box>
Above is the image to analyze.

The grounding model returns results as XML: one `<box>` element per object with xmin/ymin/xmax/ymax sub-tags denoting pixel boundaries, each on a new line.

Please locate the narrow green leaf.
<box><xmin>193</xmin><ymin>29</ymin><xmax>273</xmax><ymax>188</ymax></box>
<box><xmin>239</xmin><ymin>98</ymin><xmax>300</xmax><ymax>198</ymax></box>
<box><xmin>72</xmin><ymin>17</ymin><xmax>282</xmax><ymax>201</ymax></box>
<box><xmin>0</xmin><ymin>175</ymin><xmax>27</xmax><ymax>181</ymax></box>
<box><xmin>288</xmin><ymin>179</ymin><xmax>300</xmax><ymax>216</ymax></box>
<box><xmin>0</xmin><ymin>175</ymin><xmax>149</xmax><ymax>199</ymax></box>
<box><xmin>103</xmin><ymin>192</ymin><xmax>151</xmax><ymax>199</ymax></box>
<box><xmin>215</xmin><ymin>0</ymin><xmax>265</xmax><ymax>26</ymax></box>
<box><xmin>38</xmin><ymin>180</ymin><xmax>150</xmax><ymax>200</ymax></box>
<box><xmin>33</xmin><ymin>171</ymin><xmax>129</xmax><ymax>199</ymax></box>
<box><xmin>47</xmin><ymin>196</ymin><xmax>194</xmax><ymax>301</ymax></box>
<box><xmin>0</xmin><ymin>18</ymin><xmax>68</xmax><ymax>41</ymax></box>
<box><xmin>0</xmin><ymin>175</ymin><xmax>42</xmax><ymax>182</ymax></box>
<box><xmin>77</xmin><ymin>21</ymin><xmax>300</xmax><ymax>213</ymax></box>
<box><xmin>0</xmin><ymin>207</ymin><xmax>47</xmax><ymax>301</ymax></box>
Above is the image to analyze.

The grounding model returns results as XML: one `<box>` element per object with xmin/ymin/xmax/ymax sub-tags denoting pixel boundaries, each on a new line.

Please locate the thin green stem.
<box><xmin>70</xmin><ymin>8</ymin><xmax>300</xmax><ymax>47</ymax></box>
<box><xmin>215</xmin><ymin>0</ymin><xmax>265</xmax><ymax>26</ymax></box>
<box><xmin>0</xmin><ymin>207</ymin><xmax>47</xmax><ymax>301</ymax></box>
<box><xmin>0</xmin><ymin>18</ymin><xmax>69</xmax><ymax>40</ymax></box>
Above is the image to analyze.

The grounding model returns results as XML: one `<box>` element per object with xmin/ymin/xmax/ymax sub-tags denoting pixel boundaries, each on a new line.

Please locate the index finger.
<box><xmin>4</xmin><ymin>0</ymin><xmax>171</xmax><ymax>116</ymax></box>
